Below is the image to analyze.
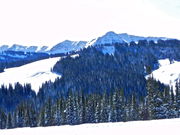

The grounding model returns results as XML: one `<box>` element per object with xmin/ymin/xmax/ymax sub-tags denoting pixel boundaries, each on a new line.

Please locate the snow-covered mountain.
<box><xmin>0</xmin><ymin>57</ymin><xmax>61</xmax><ymax>93</ymax></box>
<box><xmin>0</xmin><ymin>31</ymin><xmax>172</xmax><ymax>55</ymax></box>
<box><xmin>1</xmin><ymin>118</ymin><xmax>180</xmax><ymax>135</ymax></box>
<box><xmin>86</xmin><ymin>31</ymin><xmax>170</xmax><ymax>47</ymax></box>
<box><xmin>49</xmin><ymin>40</ymin><xmax>87</xmax><ymax>54</ymax></box>
<box><xmin>92</xmin><ymin>31</ymin><xmax>126</xmax><ymax>46</ymax></box>
<box><xmin>0</xmin><ymin>44</ymin><xmax>50</xmax><ymax>53</ymax></box>
<box><xmin>0</xmin><ymin>41</ymin><xmax>87</xmax><ymax>54</ymax></box>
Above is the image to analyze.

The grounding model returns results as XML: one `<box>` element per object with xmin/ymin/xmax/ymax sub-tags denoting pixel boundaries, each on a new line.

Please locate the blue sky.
<box><xmin>0</xmin><ymin>0</ymin><xmax>179</xmax><ymax>46</ymax></box>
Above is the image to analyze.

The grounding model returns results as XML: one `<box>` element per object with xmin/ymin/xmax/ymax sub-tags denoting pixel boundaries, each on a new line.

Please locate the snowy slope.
<box><xmin>1</xmin><ymin>118</ymin><xmax>180</xmax><ymax>135</ymax></box>
<box><xmin>0</xmin><ymin>57</ymin><xmax>61</xmax><ymax>93</ymax></box>
<box><xmin>148</xmin><ymin>59</ymin><xmax>180</xmax><ymax>89</ymax></box>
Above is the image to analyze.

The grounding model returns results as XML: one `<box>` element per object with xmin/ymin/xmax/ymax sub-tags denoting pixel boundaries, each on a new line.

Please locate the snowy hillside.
<box><xmin>1</xmin><ymin>118</ymin><xmax>180</xmax><ymax>135</ymax></box>
<box><xmin>0</xmin><ymin>57</ymin><xmax>61</xmax><ymax>93</ymax></box>
<box><xmin>148</xmin><ymin>59</ymin><xmax>180</xmax><ymax>89</ymax></box>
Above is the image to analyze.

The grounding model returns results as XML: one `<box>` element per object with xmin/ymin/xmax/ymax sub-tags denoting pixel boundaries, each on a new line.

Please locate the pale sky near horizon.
<box><xmin>0</xmin><ymin>0</ymin><xmax>179</xmax><ymax>46</ymax></box>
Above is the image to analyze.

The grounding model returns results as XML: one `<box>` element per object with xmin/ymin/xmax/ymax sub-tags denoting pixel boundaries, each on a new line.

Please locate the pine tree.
<box><xmin>167</xmin><ymin>89</ymin><xmax>177</xmax><ymax>118</ymax></box>
<box><xmin>94</xmin><ymin>96</ymin><xmax>101</xmax><ymax>123</ymax></box>
<box><xmin>146</xmin><ymin>77</ymin><xmax>156</xmax><ymax>120</ymax></box>
<box><xmin>16</xmin><ymin>104</ymin><xmax>26</xmax><ymax>127</ymax></box>
<box><xmin>76</xmin><ymin>91</ymin><xmax>84</xmax><ymax>124</ymax></box>
<box><xmin>175</xmin><ymin>81</ymin><xmax>180</xmax><ymax>117</ymax></box>
<box><xmin>38</xmin><ymin>108</ymin><xmax>45</xmax><ymax>127</ymax></box>
<box><xmin>0</xmin><ymin>109</ymin><xmax>7</xmax><ymax>129</ymax></box>
<box><xmin>45</xmin><ymin>98</ymin><xmax>54</xmax><ymax>126</ymax></box>
<box><xmin>129</xmin><ymin>94</ymin><xmax>140</xmax><ymax>121</ymax></box>
<box><xmin>29</xmin><ymin>105</ymin><xmax>37</xmax><ymax>127</ymax></box>
<box><xmin>59</xmin><ymin>98</ymin><xmax>66</xmax><ymax>125</ymax></box>
<box><xmin>54</xmin><ymin>99</ymin><xmax>61</xmax><ymax>126</ymax></box>
<box><xmin>100</xmin><ymin>93</ymin><xmax>108</xmax><ymax>123</ymax></box>
<box><xmin>153</xmin><ymin>89</ymin><xmax>166</xmax><ymax>119</ymax></box>
<box><xmin>84</xmin><ymin>94</ymin><xmax>95</xmax><ymax>123</ymax></box>
<box><xmin>6</xmin><ymin>113</ymin><xmax>13</xmax><ymax>129</ymax></box>
<box><xmin>65</xmin><ymin>90</ymin><xmax>77</xmax><ymax>125</ymax></box>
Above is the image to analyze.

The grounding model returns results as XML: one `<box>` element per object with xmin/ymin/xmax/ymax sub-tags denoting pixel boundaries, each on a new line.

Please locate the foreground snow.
<box><xmin>149</xmin><ymin>59</ymin><xmax>180</xmax><ymax>89</ymax></box>
<box><xmin>0</xmin><ymin>57</ymin><xmax>61</xmax><ymax>93</ymax></box>
<box><xmin>1</xmin><ymin>118</ymin><xmax>180</xmax><ymax>135</ymax></box>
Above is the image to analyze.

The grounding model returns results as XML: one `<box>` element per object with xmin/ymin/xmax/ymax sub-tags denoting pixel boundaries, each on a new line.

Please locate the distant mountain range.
<box><xmin>0</xmin><ymin>31</ymin><xmax>173</xmax><ymax>54</ymax></box>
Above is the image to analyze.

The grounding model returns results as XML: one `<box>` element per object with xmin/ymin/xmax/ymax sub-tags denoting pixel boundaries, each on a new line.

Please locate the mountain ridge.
<box><xmin>0</xmin><ymin>31</ymin><xmax>176</xmax><ymax>54</ymax></box>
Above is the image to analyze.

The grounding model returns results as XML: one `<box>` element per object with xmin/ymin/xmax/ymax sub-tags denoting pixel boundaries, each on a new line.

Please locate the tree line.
<box><xmin>0</xmin><ymin>77</ymin><xmax>180</xmax><ymax>129</ymax></box>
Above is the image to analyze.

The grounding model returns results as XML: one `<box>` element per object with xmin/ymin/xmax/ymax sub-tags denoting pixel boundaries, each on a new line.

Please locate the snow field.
<box><xmin>0</xmin><ymin>57</ymin><xmax>61</xmax><ymax>93</ymax></box>
<box><xmin>1</xmin><ymin>118</ymin><xmax>180</xmax><ymax>135</ymax></box>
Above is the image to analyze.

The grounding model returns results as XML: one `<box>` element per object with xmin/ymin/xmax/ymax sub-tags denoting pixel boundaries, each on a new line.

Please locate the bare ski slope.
<box><xmin>1</xmin><ymin>118</ymin><xmax>180</xmax><ymax>135</ymax></box>
<box><xmin>0</xmin><ymin>57</ymin><xmax>61</xmax><ymax>93</ymax></box>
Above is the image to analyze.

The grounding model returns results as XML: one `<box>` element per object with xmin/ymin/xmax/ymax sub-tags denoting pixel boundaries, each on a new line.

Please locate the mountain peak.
<box><xmin>104</xmin><ymin>31</ymin><xmax>118</xmax><ymax>36</ymax></box>
<box><xmin>49</xmin><ymin>40</ymin><xmax>87</xmax><ymax>54</ymax></box>
<box><xmin>93</xmin><ymin>31</ymin><xmax>125</xmax><ymax>46</ymax></box>
<box><xmin>61</xmin><ymin>40</ymin><xmax>73</xmax><ymax>44</ymax></box>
